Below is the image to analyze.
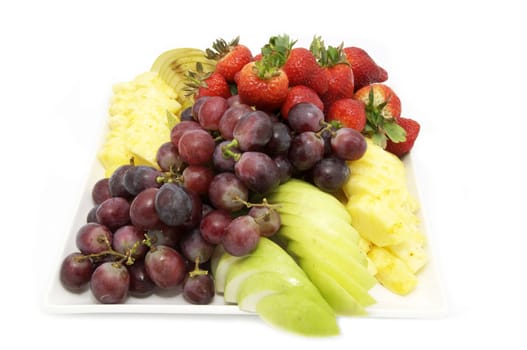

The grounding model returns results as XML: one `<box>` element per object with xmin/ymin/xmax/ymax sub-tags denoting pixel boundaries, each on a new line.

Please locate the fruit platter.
<box><xmin>45</xmin><ymin>35</ymin><xmax>446</xmax><ymax>336</ymax></box>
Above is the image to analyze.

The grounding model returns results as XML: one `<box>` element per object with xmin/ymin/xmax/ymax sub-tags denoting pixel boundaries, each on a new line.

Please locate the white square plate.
<box><xmin>44</xmin><ymin>149</ymin><xmax>447</xmax><ymax>318</ymax></box>
<box><xmin>43</xmin><ymin>45</ymin><xmax>447</xmax><ymax>318</ymax></box>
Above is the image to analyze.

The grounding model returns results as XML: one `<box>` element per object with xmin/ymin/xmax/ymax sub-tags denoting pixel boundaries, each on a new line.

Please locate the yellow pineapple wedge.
<box><xmin>344</xmin><ymin>139</ymin><xmax>427</xmax><ymax>295</ymax></box>
<box><xmin>98</xmin><ymin>72</ymin><xmax>180</xmax><ymax>176</ymax></box>
<box><xmin>367</xmin><ymin>246</ymin><xmax>418</xmax><ymax>295</ymax></box>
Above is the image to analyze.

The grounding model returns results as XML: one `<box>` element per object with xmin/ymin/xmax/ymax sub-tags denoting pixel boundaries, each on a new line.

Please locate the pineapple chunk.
<box><xmin>367</xmin><ymin>246</ymin><xmax>417</xmax><ymax>295</ymax></box>
<box><xmin>98</xmin><ymin>72</ymin><xmax>180</xmax><ymax>176</ymax></box>
<box><xmin>346</xmin><ymin>194</ymin><xmax>411</xmax><ymax>247</ymax></box>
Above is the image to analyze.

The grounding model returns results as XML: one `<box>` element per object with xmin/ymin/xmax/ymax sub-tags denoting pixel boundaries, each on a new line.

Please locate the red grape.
<box><xmin>90</xmin><ymin>262</ymin><xmax>130</xmax><ymax>304</ymax></box>
<box><xmin>223</xmin><ymin>215</ymin><xmax>260</xmax><ymax>256</ymax></box>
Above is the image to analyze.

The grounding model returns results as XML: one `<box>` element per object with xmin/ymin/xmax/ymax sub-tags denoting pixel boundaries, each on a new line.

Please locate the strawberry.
<box><xmin>343</xmin><ymin>47</ymin><xmax>388</xmax><ymax>91</ymax></box>
<box><xmin>183</xmin><ymin>63</ymin><xmax>231</xmax><ymax>99</ymax></box>
<box><xmin>237</xmin><ymin>61</ymin><xmax>289</xmax><ymax>112</ymax></box>
<box><xmin>206</xmin><ymin>36</ymin><xmax>253</xmax><ymax>82</ymax></box>
<box><xmin>355</xmin><ymin>83</ymin><xmax>405</xmax><ymax>148</ymax></box>
<box><xmin>385</xmin><ymin>117</ymin><xmax>420</xmax><ymax>157</ymax></box>
<box><xmin>326</xmin><ymin>98</ymin><xmax>366</xmax><ymax>131</ymax></box>
<box><xmin>282</xmin><ymin>47</ymin><xmax>327</xmax><ymax>94</ymax></box>
<box><xmin>310</xmin><ymin>37</ymin><xmax>354</xmax><ymax>110</ymax></box>
<box><xmin>280</xmin><ymin>85</ymin><xmax>324</xmax><ymax>119</ymax></box>
<box><xmin>236</xmin><ymin>36</ymin><xmax>291</xmax><ymax>112</ymax></box>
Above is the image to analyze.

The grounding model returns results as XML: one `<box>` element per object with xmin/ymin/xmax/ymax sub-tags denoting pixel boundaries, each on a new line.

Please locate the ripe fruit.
<box><xmin>342</xmin><ymin>139</ymin><xmax>426</xmax><ymax>294</ymax></box>
<box><xmin>236</xmin><ymin>61</ymin><xmax>289</xmax><ymax>112</ymax></box>
<box><xmin>326</xmin><ymin>98</ymin><xmax>366</xmax><ymax>131</ymax></box>
<box><xmin>385</xmin><ymin>117</ymin><xmax>420</xmax><ymax>157</ymax></box>
<box><xmin>189</xmin><ymin>70</ymin><xmax>232</xmax><ymax>100</ymax></box>
<box><xmin>206</xmin><ymin>36</ymin><xmax>253</xmax><ymax>83</ymax></box>
<box><xmin>310</xmin><ymin>37</ymin><xmax>354</xmax><ymax>109</ymax></box>
<box><xmin>281</xmin><ymin>45</ymin><xmax>327</xmax><ymax>94</ymax></box>
<box><xmin>354</xmin><ymin>83</ymin><xmax>405</xmax><ymax>148</ymax></box>
<box><xmin>343</xmin><ymin>46</ymin><xmax>388</xmax><ymax>91</ymax></box>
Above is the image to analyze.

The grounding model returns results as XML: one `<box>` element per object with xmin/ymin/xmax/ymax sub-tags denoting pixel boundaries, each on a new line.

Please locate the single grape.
<box><xmin>223</xmin><ymin>215</ymin><xmax>260</xmax><ymax>256</ymax></box>
<box><xmin>90</xmin><ymin>262</ymin><xmax>130</xmax><ymax>304</ymax></box>
<box><xmin>127</xmin><ymin>259</ymin><xmax>156</xmax><ymax>298</ymax></box>
<box><xmin>60</xmin><ymin>252</ymin><xmax>94</xmax><ymax>292</ymax></box>
<box><xmin>144</xmin><ymin>245</ymin><xmax>186</xmax><ymax>289</ymax></box>
<box><xmin>154</xmin><ymin>183</ymin><xmax>193</xmax><ymax>227</ymax></box>
<box><xmin>191</xmin><ymin>96</ymin><xmax>209</xmax><ymax>120</ymax></box>
<box><xmin>156</xmin><ymin>141</ymin><xmax>183</xmax><ymax>172</ymax></box>
<box><xmin>76</xmin><ymin>223</ymin><xmax>112</xmax><ymax>255</ymax></box>
<box><xmin>95</xmin><ymin>197</ymin><xmax>131</xmax><ymax>231</ymax></box>
<box><xmin>248</xmin><ymin>206</ymin><xmax>281</xmax><ymax>237</ymax></box>
<box><xmin>288</xmin><ymin>131</ymin><xmax>325</xmax><ymax>171</ymax></box>
<box><xmin>286</xmin><ymin>102</ymin><xmax>324</xmax><ymax>133</ymax></box>
<box><xmin>86</xmin><ymin>206</ymin><xmax>98</xmax><ymax>223</ymax></box>
<box><xmin>182</xmin><ymin>273</ymin><xmax>215</xmax><ymax>305</ymax></box>
<box><xmin>218</xmin><ymin>104</ymin><xmax>252</xmax><ymax>140</ymax></box>
<box><xmin>179</xmin><ymin>228</ymin><xmax>215</xmax><ymax>264</ymax></box>
<box><xmin>170</xmin><ymin>120</ymin><xmax>202</xmax><ymax>148</ymax></box>
<box><xmin>179</xmin><ymin>106</ymin><xmax>193</xmax><ymax>121</ymax></box>
<box><xmin>108</xmin><ymin>164</ymin><xmax>134</xmax><ymax>199</ymax></box>
<box><xmin>273</xmin><ymin>154</ymin><xmax>293</xmax><ymax>184</ymax></box>
<box><xmin>178</xmin><ymin>129</ymin><xmax>215</xmax><ymax>166</ymax></box>
<box><xmin>130</xmin><ymin>188</ymin><xmax>162</xmax><ymax>230</ymax></box>
<box><xmin>312</xmin><ymin>157</ymin><xmax>351</xmax><ymax>192</ymax></box>
<box><xmin>330</xmin><ymin>127</ymin><xmax>367</xmax><ymax>161</ymax></box>
<box><xmin>92</xmin><ymin>178</ymin><xmax>111</xmax><ymax>205</ymax></box>
<box><xmin>264</xmin><ymin>122</ymin><xmax>292</xmax><ymax>156</ymax></box>
<box><xmin>199</xmin><ymin>209</ymin><xmax>232</xmax><ymax>244</ymax></box>
<box><xmin>212</xmin><ymin>140</ymin><xmax>240</xmax><ymax>172</ymax></box>
<box><xmin>208</xmin><ymin>172</ymin><xmax>248</xmax><ymax>212</ymax></box>
<box><xmin>233</xmin><ymin>110</ymin><xmax>273</xmax><ymax>151</ymax></box>
<box><xmin>182</xmin><ymin>165</ymin><xmax>215</xmax><ymax>197</ymax></box>
<box><xmin>234</xmin><ymin>152</ymin><xmax>280</xmax><ymax>194</ymax></box>
<box><xmin>123</xmin><ymin>165</ymin><xmax>162</xmax><ymax>196</ymax></box>
<box><xmin>197</xmin><ymin>95</ymin><xmax>229</xmax><ymax>130</ymax></box>
<box><xmin>112</xmin><ymin>225</ymin><xmax>147</xmax><ymax>259</ymax></box>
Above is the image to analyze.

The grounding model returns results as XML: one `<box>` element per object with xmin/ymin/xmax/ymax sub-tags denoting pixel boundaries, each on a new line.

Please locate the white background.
<box><xmin>2</xmin><ymin>0</ymin><xmax>526</xmax><ymax>348</ymax></box>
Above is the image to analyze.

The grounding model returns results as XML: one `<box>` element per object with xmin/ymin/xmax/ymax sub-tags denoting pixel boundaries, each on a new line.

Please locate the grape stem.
<box><xmin>233</xmin><ymin>197</ymin><xmax>281</xmax><ymax>210</ymax></box>
<box><xmin>77</xmin><ymin>235</ymin><xmax>142</xmax><ymax>266</ymax></box>
<box><xmin>189</xmin><ymin>257</ymin><xmax>209</xmax><ymax>278</ymax></box>
<box><xmin>221</xmin><ymin>139</ymin><xmax>241</xmax><ymax>161</ymax></box>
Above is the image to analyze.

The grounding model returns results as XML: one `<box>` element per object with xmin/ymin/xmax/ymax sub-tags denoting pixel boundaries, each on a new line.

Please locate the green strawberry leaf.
<box><xmin>371</xmin><ymin>131</ymin><xmax>387</xmax><ymax>149</ymax></box>
<box><xmin>384</xmin><ymin>120</ymin><xmax>407</xmax><ymax>143</ymax></box>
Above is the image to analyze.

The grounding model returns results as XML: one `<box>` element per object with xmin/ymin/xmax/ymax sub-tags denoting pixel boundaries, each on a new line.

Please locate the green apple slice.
<box><xmin>299</xmin><ymin>255</ymin><xmax>375</xmax><ymax>307</ymax></box>
<box><xmin>287</xmin><ymin>239</ymin><xmax>377</xmax><ymax>290</ymax></box>
<box><xmin>278</xmin><ymin>209</ymin><xmax>360</xmax><ymax>244</ymax></box>
<box><xmin>223</xmin><ymin>246</ymin><xmax>312</xmax><ymax>303</ymax></box>
<box><xmin>212</xmin><ymin>248</ymin><xmax>243</xmax><ymax>294</ymax></box>
<box><xmin>237</xmin><ymin>271</ymin><xmax>312</xmax><ymax>312</ymax></box>
<box><xmin>299</xmin><ymin>258</ymin><xmax>366</xmax><ymax>316</ymax></box>
<box><xmin>278</xmin><ymin>224</ymin><xmax>366</xmax><ymax>266</ymax></box>
<box><xmin>256</xmin><ymin>287</ymin><xmax>340</xmax><ymax>337</ymax></box>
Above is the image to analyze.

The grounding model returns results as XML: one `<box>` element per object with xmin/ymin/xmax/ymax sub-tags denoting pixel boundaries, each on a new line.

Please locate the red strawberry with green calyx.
<box><xmin>184</xmin><ymin>62</ymin><xmax>232</xmax><ymax>99</ymax></box>
<box><xmin>354</xmin><ymin>83</ymin><xmax>405</xmax><ymax>148</ymax></box>
<box><xmin>237</xmin><ymin>36</ymin><xmax>290</xmax><ymax>112</ymax></box>
<box><xmin>385</xmin><ymin>117</ymin><xmax>420</xmax><ymax>157</ymax></box>
<box><xmin>206</xmin><ymin>36</ymin><xmax>253</xmax><ymax>83</ymax></box>
<box><xmin>310</xmin><ymin>36</ymin><xmax>355</xmax><ymax>110</ymax></box>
